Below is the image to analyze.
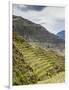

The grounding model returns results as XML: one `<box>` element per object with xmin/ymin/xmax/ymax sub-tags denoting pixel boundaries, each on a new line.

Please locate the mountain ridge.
<box><xmin>13</xmin><ymin>15</ymin><xmax>64</xmax><ymax>52</ymax></box>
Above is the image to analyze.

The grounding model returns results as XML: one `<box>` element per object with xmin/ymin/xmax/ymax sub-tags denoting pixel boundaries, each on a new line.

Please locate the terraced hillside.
<box><xmin>13</xmin><ymin>32</ymin><xmax>65</xmax><ymax>85</ymax></box>
<box><xmin>13</xmin><ymin>44</ymin><xmax>38</xmax><ymax>85</ymax></box>
<box><xmin>38</xmin><ymin>72</ymin><xmax>65</xmax><ymax>84</ymax></box>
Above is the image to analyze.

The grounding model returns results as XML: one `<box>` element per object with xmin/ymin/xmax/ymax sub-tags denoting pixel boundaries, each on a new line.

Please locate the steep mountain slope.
<box><xmin>57</xmin><ymin>31</ymin><xmax>65</xmax><ymax>40</ymax></box>
<box><xmin>13</xmin><ymin>15</ymin><xmax>64</xmax><ymax>52</ymax></box>
<box><xmin>13</xmin><ymin>32</ymin><xmax>65</xmax><ymax>85</ymax></box>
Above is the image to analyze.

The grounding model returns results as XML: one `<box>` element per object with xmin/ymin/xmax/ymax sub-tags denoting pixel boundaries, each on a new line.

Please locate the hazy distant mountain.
<box><xmin>57</xmin><ymin>31</ymin><xmax>65</xmax><ymax>40</ymax></box>
<box><xmin>13</xmin><ymin>15</ymin><xmax>64</xmax><ymax>51</ymax></box>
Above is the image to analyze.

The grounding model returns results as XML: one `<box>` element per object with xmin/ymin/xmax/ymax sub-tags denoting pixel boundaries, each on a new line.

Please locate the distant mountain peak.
<box><xmin>57</xmin><ymin>31</ymin><xmax>65</xmax><ymax>40</ymax></box>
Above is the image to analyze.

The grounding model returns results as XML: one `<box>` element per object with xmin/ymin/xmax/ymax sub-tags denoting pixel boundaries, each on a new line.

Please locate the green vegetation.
<box><xmin>38</xmin><ymin>72</ymin><xmax>65</xmax><ymax>83</ymax></box>
<box><xmin>13</xmin><ymin>44</ymin><xmax>38</xmax><ymax>85</ymax></box>
<box><xmin>13</xmin><ymin>32</ymin><xmax>65</xmax><ymax>85</ymax></box>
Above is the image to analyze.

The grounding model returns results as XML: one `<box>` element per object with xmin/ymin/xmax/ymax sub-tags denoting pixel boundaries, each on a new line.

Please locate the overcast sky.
<box><xmin>12</xmin><ymin>4</ymin><xmax>65</xmax><ymax>34</ymax></box>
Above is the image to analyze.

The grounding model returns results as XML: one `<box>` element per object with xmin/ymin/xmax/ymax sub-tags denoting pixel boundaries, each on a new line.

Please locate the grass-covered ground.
<box><xmin>38</xmin><ymin>72</ymin><xmax>65</xmax><ymax>84</ymax></box>
<box><xmin>13</xmin><ymin>32</ymin><xmax>65</xmax><ymax>85</ymax></box>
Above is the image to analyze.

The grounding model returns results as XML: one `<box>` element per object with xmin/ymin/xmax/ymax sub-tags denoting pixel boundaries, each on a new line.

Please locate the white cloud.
<box><xmin>12</xmin><ymin>5</ymin><xmax>65</xmax><ymax>34</ymax></box>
